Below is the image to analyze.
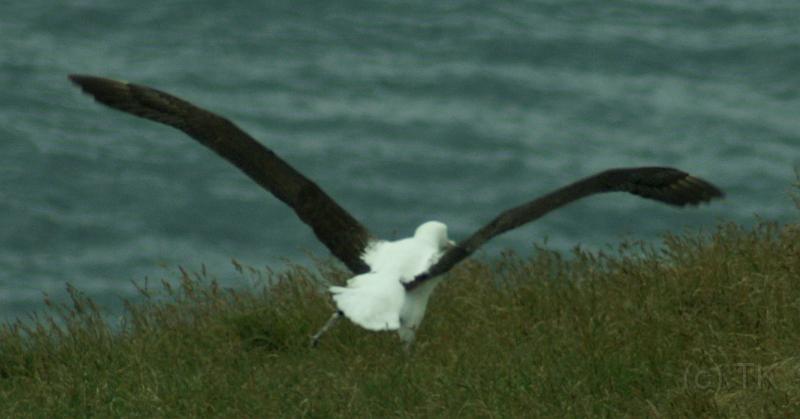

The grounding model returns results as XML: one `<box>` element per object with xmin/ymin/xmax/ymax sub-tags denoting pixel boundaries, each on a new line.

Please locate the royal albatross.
<box><xmin>68</xmin><ymin>75</ymin><xmax>724</xmax><ymax>350</ymax></box>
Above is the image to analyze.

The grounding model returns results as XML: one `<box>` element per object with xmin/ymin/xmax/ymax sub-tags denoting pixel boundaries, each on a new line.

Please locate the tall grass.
<box><xmin>1</xmin><ymin>218</ymin><xmax>798</xmax><ymax>417</ymax></box>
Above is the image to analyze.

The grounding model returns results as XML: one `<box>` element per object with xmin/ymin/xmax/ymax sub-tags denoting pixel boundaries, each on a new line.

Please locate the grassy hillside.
<box><xmin>1</xmin><ymin>218</ymin><xmax>798</xmax><ymax>417</ymax></box>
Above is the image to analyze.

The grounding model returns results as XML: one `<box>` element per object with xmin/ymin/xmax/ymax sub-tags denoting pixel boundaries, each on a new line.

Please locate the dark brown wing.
<box><xmin>69</xmin><ymin>74</ymin><xmax>372</xmax><ymax>274</ymax></box>
<box><xmin>405</xmin><ymin>167</ymin><xmax>723</xmax><ymax>289</ymax></box>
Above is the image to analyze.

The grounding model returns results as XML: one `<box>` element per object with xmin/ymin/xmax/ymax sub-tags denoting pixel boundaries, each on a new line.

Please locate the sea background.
<box><xmin>1</xmin><ymin>1</ymin><xmax>798</xmax><ymax>322</ymax></box>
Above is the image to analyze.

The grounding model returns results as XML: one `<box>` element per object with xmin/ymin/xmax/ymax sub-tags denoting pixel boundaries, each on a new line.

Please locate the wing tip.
<box><xmin>68</xmin><ymin>74</ymin><xmax>142</xmax><ymax>115</ymax></box>
<box><xmin>68</xmin><ymin>74</ymin><xmax>125</xmax><ymax>94</ymax></box>
<box><xmin>67</xmin><ymin>73</ymin><xmax>86</xmax><ymax>83</ymax></box>
<box><xmin>619</xmin><ymin>168</ymin><xmax>724</xmax><ymax>207</ymax></box>
<box><xmin>683</xmin><ymin>175</ymin><xmax>725</xmax><ymax>206</ymax></box>
<box><xmin>68</xmin><ymin>74</ymin><xmax>103</xmax><ymax>90</ymax></box>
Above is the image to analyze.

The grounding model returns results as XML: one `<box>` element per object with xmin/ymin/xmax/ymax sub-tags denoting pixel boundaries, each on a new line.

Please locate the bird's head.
<box><xmin>414</xmin><ymin>221</ymin><xmax>455</xmax><ymax>251</ymax></box>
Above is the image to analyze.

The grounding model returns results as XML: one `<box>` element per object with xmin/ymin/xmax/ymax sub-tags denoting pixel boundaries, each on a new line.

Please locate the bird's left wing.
<box><xmin>69</xmin><ymin>75</ymin><xmax>372</xmax><ymax>273</ymax></box>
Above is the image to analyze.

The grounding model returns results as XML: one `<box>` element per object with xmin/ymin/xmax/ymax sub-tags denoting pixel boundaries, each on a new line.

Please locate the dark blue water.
<box><xmin>2</xmin><ymin>1</ymin><xmax>798</xmax><ymax>321</ymax></box>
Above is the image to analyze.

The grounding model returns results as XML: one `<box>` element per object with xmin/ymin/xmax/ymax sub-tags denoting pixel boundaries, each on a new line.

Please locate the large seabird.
<box><xmin>69</xmin><ymin>75</ymin><xmax>724</xmax><ymax>350</ymax></box>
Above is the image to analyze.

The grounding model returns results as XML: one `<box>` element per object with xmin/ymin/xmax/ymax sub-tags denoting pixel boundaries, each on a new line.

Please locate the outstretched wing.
<box><xmin>406</xmin><ymin>167</ymin><xmax>723</xmax><ymax>289</ymax></box>
<box><xmin>69</xmin><ymin>74</ymin><xmax>372</xmax><ymax>274</ymax></box>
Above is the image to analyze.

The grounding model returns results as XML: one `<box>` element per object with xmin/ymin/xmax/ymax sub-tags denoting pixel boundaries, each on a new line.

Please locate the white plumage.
<box><xmin>329</xmin><ymin>221</ymin><xmax>454</xmax><ymax>347</ymax></box>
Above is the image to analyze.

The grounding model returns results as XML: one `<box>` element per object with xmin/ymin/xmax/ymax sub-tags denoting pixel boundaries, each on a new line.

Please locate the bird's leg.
<box><xmin>403</xmin><ymin>337</ymin><xmax>416</xmax><ymax>355</ymax></box>
<box><xmin>399</xmin><ymin>327</ymin><xmax>416</xmax><ymax>355</ymax></box>
<box><xmin>310</xmin><ymin>311</ymin><xmax>342</xmax><ymax>348</ymax></box>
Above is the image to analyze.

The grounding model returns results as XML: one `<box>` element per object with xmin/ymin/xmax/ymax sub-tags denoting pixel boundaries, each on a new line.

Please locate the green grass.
<box><xmin>1</xmin><ymin>218</ymin><xmax>799</xmax><ymax>417</ymax></box>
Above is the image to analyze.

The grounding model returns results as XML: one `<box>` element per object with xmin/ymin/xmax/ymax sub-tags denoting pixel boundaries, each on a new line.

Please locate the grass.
<box><xmin>1</xmin><ymin>218</ymin><xmax>798</xmax><ymax>417</ymax></box>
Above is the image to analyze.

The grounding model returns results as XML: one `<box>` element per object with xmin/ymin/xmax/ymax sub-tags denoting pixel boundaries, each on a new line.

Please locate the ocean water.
<box><xmin>1</xmin><ymin>1</ymin><xmax>798</xmax><ymax>321</ymax></box>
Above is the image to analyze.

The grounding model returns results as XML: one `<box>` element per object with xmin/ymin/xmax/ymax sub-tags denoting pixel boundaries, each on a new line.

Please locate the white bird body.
<box><xmin>329</xmin><ymin>221</ymin><xmax>452</xmax><ymax>345</ymax></box>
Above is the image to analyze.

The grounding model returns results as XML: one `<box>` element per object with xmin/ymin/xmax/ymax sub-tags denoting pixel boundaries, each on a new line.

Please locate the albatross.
<box><xmin>68</xmin><ymin>75</ymin><xmax>724</xmax><ymax>350</ymax></box>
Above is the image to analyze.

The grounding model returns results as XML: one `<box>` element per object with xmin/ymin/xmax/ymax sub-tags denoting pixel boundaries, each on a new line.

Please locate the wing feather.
<box><xmin>406</xmin><ymin>167</ymin><xmax>723</xmax><ymax>289</ymax></box>
<box><xmin>69</xmin><ymin>74</ymin><xmax>372</xmax><ymax>274</ymax></box>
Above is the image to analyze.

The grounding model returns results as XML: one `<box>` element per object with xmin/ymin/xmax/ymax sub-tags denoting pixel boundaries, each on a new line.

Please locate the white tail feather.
<box><xmin>330</xmin><ymin>272</ymin><xmax>405</xmax><ymax>331</ymax></box>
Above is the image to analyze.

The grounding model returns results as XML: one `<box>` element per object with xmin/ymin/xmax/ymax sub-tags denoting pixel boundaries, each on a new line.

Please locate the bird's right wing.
<box><xmin>69</xmin><ymin>75</ymin><xmax>372</xmax><ymax>274</ymax></box>
<box><xmin>406</xmin><ymin>167</ymin><xmax>723</xmax><ymax>289</ymax></box>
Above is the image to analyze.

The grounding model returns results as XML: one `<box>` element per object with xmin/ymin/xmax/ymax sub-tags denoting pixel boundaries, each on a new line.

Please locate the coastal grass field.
<box><xmin>1</xmin><ymin>212</ymin><xmax>799</xmax><ymax>416</ymax></box>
